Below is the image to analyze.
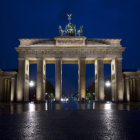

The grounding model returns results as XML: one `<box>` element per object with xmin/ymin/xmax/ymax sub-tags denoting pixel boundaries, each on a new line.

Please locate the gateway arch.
<box><xmin>15</xmin><ymin>15</ymin><xmax>125</xmax><ymax>102</ymax></box>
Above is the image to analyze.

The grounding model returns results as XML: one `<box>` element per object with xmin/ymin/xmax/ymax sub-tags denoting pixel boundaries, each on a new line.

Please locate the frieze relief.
<box><xmin>57</xmin><ymin>40</ymin><xmax>83</xmax><ymax>45</ymax></box>
<box><xmin>95</xmin><ymin>74</ymin><xmax>97</xmax><ymax>80</ymax></box>
<box><xmin>19</xmin><ymin>39</ymin><xmax>55</xmax><ymax>46</ymax></box>
<box><xmin>18</xmin><ymin>50</ymin><xmax>122</xmax><ymax>58</ymax></box>
<box><xmin>26</xmin><ymin>65</ymin><xmax>28</xmax><ymax>71</ymax></box>
<box><xmin>25</xmin><ymin>74</ymin><xmax>29</xmax><ymax>80</ymax></box>
<box><xmin>111</xmin><ymin>74</ymin><xmax>115</xmax><ymax>80</ymax></box>
<box><xmin>43</xmin><ymin>74</ymin><xmax>45</xmax><ymax>80</ymax></box>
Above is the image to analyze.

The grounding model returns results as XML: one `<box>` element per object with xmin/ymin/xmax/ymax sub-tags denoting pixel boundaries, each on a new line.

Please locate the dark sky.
<box><xmin>0</xmin><ymin>0</ymin><xmax>140</xmax><ymax>95</ymax></box>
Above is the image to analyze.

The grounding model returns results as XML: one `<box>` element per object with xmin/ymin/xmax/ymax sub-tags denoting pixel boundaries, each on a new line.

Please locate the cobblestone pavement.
<box><xmin>0</xmin><ymin>109</ymin><xmax>140</xmax><ymax>140</ymax></box>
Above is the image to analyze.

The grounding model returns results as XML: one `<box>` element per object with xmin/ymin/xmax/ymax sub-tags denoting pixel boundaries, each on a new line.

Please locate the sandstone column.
<box><xmin>1</xmin><ymin>79</ymin><xmax>5</xmax><ymax>102</ymax></box>
<box><xmin>0</xmin><ymin>77</ymin><xmax>3</xmax><ymax>102</ymax></box>
<box><xmin>129</xmin><ymin>79</ymin><xmax>132</xmax><ymax>101</ymax></box>
<box><xmin>111</xmin><ymin>58</ymin><xmax>123</xmax><ymax>102</ymax></box>
<box><xmin>55</xmin><ymin>58</ymin><xmax>62</xmax><ymax>102</ymax></box>
<box><xmin>95</xmin><ymin>59</ymin><xmax>104</xmax><ymax>102</ymax></box>
<box><xmin>24</xmin><ymin>59</ymin><xmax>29</xmax><ymax>102</ymax></box>
<box><xmin>7</xmin><ymin>79</ymin><xmax>11</xmax><ymax>101</ymax></box>
<box><xmin>135</xmin><ymin>78</ymin><xmax>139</xmax><ymax>102</ymax></box>
<box><xmin>125</xmin><ymin>77</ymin><xmax>130</xmax><ymax>102</ymax></box>
<box><xmin>4</xmin><ymin>79</ymin><xmax>8</xmax><ymax>102</ymax></box>
<box><xmin>132</xmin><ymin>78</ymin><xmax>136</xmax><ymax>101</ymax></box>
<box><xmin>138</xmin><ymin>77</ymin><xmax>140</xmax><ymax>102</ymax></box>
<box><xmin>36</xmin><ymin>58</ymin><xmax>46</xmax><ymax>102</ymax></box>
<box><xmin>16</xmin><ymin>58</ymin><xmax>29</xmax><ymax>102</ymax></box>
<box><xmin>78</xmin><ymin>58</ymin><xmax>86</xmax><ymax>101</ymax></box>
<box><xmin>11</xmin><ymin>78</ymin><xmax>15</xmax><ymax>102</ymax></box>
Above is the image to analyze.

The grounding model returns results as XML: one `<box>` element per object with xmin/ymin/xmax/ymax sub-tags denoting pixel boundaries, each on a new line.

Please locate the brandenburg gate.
<box><xmin>15</xmin><ymin>15</ymin><xmax>125</xmax><ymax>102</ymax></box>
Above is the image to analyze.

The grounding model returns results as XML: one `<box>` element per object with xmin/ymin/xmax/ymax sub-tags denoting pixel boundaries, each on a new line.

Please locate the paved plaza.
<box><xmin>0</xmin><ymin>102</ymin><xmax>140</xmax><ymax>139</ymax></box>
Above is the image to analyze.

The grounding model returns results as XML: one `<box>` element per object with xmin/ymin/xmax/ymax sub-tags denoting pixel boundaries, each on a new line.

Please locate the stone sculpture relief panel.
<box><xmin>57</xmin><ymin>40</ymin><xmax>83</xmax><ymax>45</ymax></box>
<box><xmin>111</xmin><ymin>74</ymin><xmax>115</xmax><ymax>80</ymax></box>
<box><xmin>18</xmin><ymin>49</ymin><xmax>123</xmax><ymax>58</ymax></box>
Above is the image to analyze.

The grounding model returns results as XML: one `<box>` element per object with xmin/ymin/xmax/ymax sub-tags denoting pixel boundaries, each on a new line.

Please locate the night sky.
<box><xmin>0</xmin><ymin>0</ymin><xmax>140</xmax><ymax>95</ymax></box>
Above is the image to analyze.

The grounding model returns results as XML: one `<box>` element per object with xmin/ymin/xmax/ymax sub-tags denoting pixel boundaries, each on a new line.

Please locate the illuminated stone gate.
<box><xmin>15</xmin><ymin>15</ymin><xmax>125</xmax><ymax>102</ymax></box>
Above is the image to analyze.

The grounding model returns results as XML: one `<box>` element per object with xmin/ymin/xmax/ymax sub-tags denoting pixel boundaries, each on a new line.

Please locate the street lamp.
<box><xmin>29</xmin><ymin>81</ymin><xmax>34</xmax><ymax>87</ymax></box>
<box><xmin>105</xmin><ymin>81</ymin><xmax>111</xmax><ymax>87</ymax></box>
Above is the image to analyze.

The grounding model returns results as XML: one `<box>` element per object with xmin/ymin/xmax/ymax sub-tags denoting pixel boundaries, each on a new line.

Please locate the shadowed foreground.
<box><xmin>0</xmin><ymin>109</ymin><xmax>140</xmax><ymax>140</ymax></box>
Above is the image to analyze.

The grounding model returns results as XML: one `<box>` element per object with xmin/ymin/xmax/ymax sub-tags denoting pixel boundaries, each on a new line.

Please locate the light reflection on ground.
<box><xmin>0</xmin><ymin>101</ymin><xmax>140</xmax><ymax>115</ymax></box>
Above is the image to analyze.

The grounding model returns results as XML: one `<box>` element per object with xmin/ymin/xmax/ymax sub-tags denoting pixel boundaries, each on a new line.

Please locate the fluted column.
<box><xmin>17</xmin><ymin>59</ymin><xmax>24</xmax><ymax>102</ymax></box>
<box><xmin>16</xmin><ymin>58</ymin><xmax>29</xmax><ymax>102</ymax></box>
<box><xmin>4</xmin><ymin>79</ymin><xmax>8</xmax><ymax>102</ymax></box>
<box><xmin>132</xmin><ymin>78</ymin><xmax>136</xmax><ymax>101</ymax></box>
<box><xmin>129</xmin><ymin>79</ymin><xmax>132</xmax><ymax>101</ymax></box>
<box><xmin>24</xmin><ymin>59</ymin><xmax>29</xmax><ymax>102</ymax></box>
<box><xmin>55</xmin><ymin>58</ymin><xmax>62</xmax><ymax>102</ymax></box>
<box><xmin>138</xmin><ymin>77</ymin><xmax>140</xmax><ymax>102</ymax></box>
<box><xmin>125</xmin><ymin>77</ymin><xmax>130</xmax><ymax>102</ymax></box>
<box><xmin>1</xmin><ymin>79</ymin><xmax>5</xmax><ymax>102</ymax></box>
<box><xmin>36</xmin><ymin>58</ymin><xmax>46</xmax><ymax>102</ymax></box>
<box><xmin>95</xmin><ymin>59</ymin><xmax>104</xmax><ymax>102</ymax></box>
<box><xmin>0</xmin><ymin>77</ymin><xmax>3</xmax><ymax>102</ymax></box>
<box><xmin>136</xmin><ymin>78</ymin><xmax>139</xmax><ymax>102</ymax></box>
<box><xmin>78</xmin><ymin>58</ymin><xmax>86</xmax><ymax>101</ymax></box>
<box><xmin>111</xmin><ymin>58</ymin><xmax>123</xmax><ymax>102</ymax></box>
<box><xmin>11</xmin><ymin>78</ymin><xmax>15</xmax><ymax>102</ymax></box>
<box><xmin>7</xmin><ymin>79</ymin><xmax>11</xmax><ymax>101</ymax></box>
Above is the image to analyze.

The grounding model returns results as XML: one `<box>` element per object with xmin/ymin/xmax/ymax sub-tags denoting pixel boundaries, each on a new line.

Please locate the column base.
<box><xmin>95</xmin><ymin>101</ymin><xmax>106</xmax><ymax>103</ymax></box>
<box><xmin>34</xmin><ymin>101</ymin><xmax>46</xmax><ymax>103</ymax></box>
<box><xmin>111</xmin><ymin>101</ymin><xmax>124</xmax><ymax>103</ymax></box>
<box><xmin>54</xmin><ymin>101</ymin><xmax>61</xmax><ymax>103</ymax></box>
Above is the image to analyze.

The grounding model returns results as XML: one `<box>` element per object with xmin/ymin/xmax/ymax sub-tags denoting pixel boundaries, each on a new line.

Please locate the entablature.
<box><xmin>18</xmin><ymin>36</ymin><xmax>123</xmax><ymax>48</ymax></box>
<box><xmin>16</xmin><ymin>49</ymin><xmax>124</xmax><ymax>59</ymax></box>
<box><xmin>123</xmin><ymin>70</ymin><xmax>140</xmax><ymax>79</ymax></box>
<box><xmin>0</xmin><ymin>71</ymin><xmax>17</xmax><ymax>79</ymax></box>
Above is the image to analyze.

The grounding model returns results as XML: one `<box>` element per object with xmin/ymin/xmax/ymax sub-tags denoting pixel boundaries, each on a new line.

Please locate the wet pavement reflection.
<box><xmin>0</xmin><ymin>100</ymin><xmax>140</xmax><ymax>115</ymax></box>
<box><xmin>0</xmin><ymin>101</ymin><xmax>140</xmax><ymax>139</ymax></box>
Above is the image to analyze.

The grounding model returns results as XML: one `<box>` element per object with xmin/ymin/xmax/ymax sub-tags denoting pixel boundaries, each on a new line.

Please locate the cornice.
<box><xmin>17</xmin><ymin>37</ymin><xmax>123</xmax><ymax>48</ymax></box>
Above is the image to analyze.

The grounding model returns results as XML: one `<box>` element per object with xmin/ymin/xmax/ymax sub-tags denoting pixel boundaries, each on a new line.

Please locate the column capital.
<box><xmin>36</xmin><ymin>57</ymin><xmax>43</xmax><ymax>60</ymax></box>
<box><xmin>132</xmin><ymin>78</ymin><xmax>136</xmax><ymax>81</ymax></box>
<box><xmin>18</xmin><ymin>58</ymin><xmax>24</xmax><ymax>60</ymax></box>
<box><xmin>129</xmin><ymin>78</ymin><xmax>132</xmax><ymax>81</ymax></box>
<box><xmin>11</xmin><ymin>78</ymin><xmax>15</xmax><ymax>80</ymax></box>
<box><xmin>24</xmin><ymin>58</ymin><xmax>29</xmax><ymax>60</ymax></box>
<box><xmin>55</xmin><ymin>57</ymin><xmax>62</xmax><ymax>60</ymax></box>
<box><xmin>125</xmin><ymin>77</ymin><xmax>129</xmax><ymax>80</ymax></box>
<box><xmin>95</xmin><ymin>58</ymin><xmax>104</xmax><ymax>61</ymax></box>
<box><xmin>79</xmin><ymin>57</ymin><xmax>85</xmax><ymax>60</ymax></box>
<box><xmin>116</xmin><ymin>57</ymin><xmax>123</xmax><ymax>60</ymax></box>
<box><xmin>7</xmin><ymin>78</ymin><xmax>11</xmax><ymax>81</ymax></box>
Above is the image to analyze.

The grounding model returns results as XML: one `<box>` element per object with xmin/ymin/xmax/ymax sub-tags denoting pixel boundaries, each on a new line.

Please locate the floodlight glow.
<box><xmin>104</xmin><ymin>104</ymin><xmax>111</xmax><ymax>110</ymax></box>
<box><xmin>61</xmin><ymin>98</ymin><xmax>63</xmax><ymax>101</ymax></box>
<box><xmin>106</xmin><ymin>81</ymin><xmax>111</xmax><ymax>87</ymax></box>
<box><xmin>29</xmin><ymin>81</ymin><xmax>34</xmax><ymax>87</ymax></box>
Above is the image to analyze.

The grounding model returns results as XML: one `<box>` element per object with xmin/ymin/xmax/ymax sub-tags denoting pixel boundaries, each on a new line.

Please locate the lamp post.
<box><xmin>29</xmin><ymin>81</ymin><xmax>35</xmax><ymax>102</ymax></box>
<box><xmin>29</xmin><ymin>81</ymin><xmax>34</xmax><ymax>87</ymax></box>
<box><xmin>105</xmin><ymin>81</ymin><xmax>111</xmax><ymax>101</ymax></box>
<box><xmin>105</xmin><ymin>81</ymin><xmax>111</xmax><ymax>87</ymax></box>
